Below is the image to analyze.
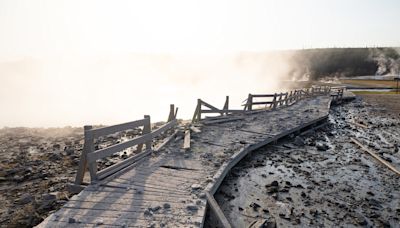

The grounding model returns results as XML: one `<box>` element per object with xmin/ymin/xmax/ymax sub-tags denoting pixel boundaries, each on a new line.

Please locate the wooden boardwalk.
<box><xmin>38</xmin><ymin>94</ymin><xmax>333</xmax><ymax>227</ymax></box>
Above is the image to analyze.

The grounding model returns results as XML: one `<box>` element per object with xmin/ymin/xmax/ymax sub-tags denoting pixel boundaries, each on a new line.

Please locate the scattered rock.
<box><xmin>316</xmin><ymin>142</ymin><xmax>329</xmax><ymax>151</ymax></box>
<box><xmin>250</xmin><ymin>202</ymin><xmax>261</xmax><ymax>211</ymax></box>
<box><xmin>186</xmin><ymin>204</ymin><xmax>198</xmax><ymax>212</ymax></box>
<box><xmin>68</xmin><ymin>218</ymin><xmax>76</xmax><ymax>223</ymax></box>
<box><xmin>294</xmin><ymin>136</ymin><xmax>306</xmax><ymax>146</ymax></box>
<box><xmin>191</xmin><ymin>184</ymin><xmax>202</xmax><ymax>191</ymax></box>
<box><xmin>18</xmin><ymin>193</ymin><xmax>34</xmax><ymax>205</ymax></box>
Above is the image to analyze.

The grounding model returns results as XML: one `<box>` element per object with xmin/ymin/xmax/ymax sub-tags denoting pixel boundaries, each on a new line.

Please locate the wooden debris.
<box><xmin>202</xmin><ymin>117</ymin><xmax>244</xmax><ymax>125</ymax></box>
<box><xmin>183</xmin><ymin>130</ymin><xmax>191</xmax><ymax>149</ymax></box>
<box><xmin>351</xmin><ymin>137</ymin><xmax>400</xmax><ymax>176</ymax></box>
<box><xmin>190</xmin><ymin>126</ymin><xmax>201</xmax><ymax>133</ymax></box>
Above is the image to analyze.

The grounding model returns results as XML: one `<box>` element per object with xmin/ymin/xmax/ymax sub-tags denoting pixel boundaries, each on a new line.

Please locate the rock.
<box><xmin>150</xmin><ymin>205</ymin><xmax>161</xmax><ymax>213</ymax></box>
<box><xmin>191</xmin><ymin>184</ymin><xmax>202</xmax><ymax>191</ymax></box>
<box><xmin>68</xmin><ymin>218</ymin><xmax>76</xmax><ymax>223</ymax></box>
<box><xmin>144</xmin><ymin>209</ymin><xmax>153</xmax><ymax>217</ymax></box>
<box><xmin>18</xmin><ymin>193</ymin><xmax>33</xmax><ymax>204</ymax></box>
<box><xmin>198</xmin><ymin>192</ymin><xmax>206</xmax><ymax>199</ymax></box>
<box><xmin>186</xmin><ymin>204</ymin><xmax>198</xmax><ymax>211</ymax></box>
<box><xmin>269</xmin><ymin>181</ymin><xmax>279</xmax><ymax>187</ymax></box>
<box><xmin>163</xmin><ymin>203</ymin><xmax>171</xmax><ymax>209</ymax></box>
<box><xmin>355</xmin><ymin>214</ymin><xmax>367</xmax><ymax>225</ymax></box>
<box><xmin>42</xmin><ymin>192</ymin><xmax>57</xmax><ymax>201</ymax></box>
<box><xmin>250</xmin><ymin>202</ymin><xmax>261</xmax><ymax>211</ymax></box>
<box><xmin>294</xmin><ymin>136</ymin><xmax>305</xmax><ymax>146</ymax></box>
<box><xmin>316</xmin><ymin>142</ymin><xmax>329</xmax><ymax>151</ymax></box>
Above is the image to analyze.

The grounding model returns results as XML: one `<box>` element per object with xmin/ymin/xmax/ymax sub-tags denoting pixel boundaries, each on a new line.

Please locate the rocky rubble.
<box><xmin>0</xmin><ymin>123</ymin><xmax>169</xmax><ymax>227</ymax></box>
<box><xmin>0</xmin><ymin>127</ymin><xmax>83</xmax><ymax>227</ymax></box>
<box><xmin>214</xmin><ymin>97</ymin><xmax>400</xmax><ymax>227</ymax></box>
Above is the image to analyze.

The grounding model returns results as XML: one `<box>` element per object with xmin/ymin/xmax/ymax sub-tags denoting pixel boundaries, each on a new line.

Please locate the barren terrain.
<box><xmin>214</xmin><ymin>96</ymin><xmax>400</xmax><ymax>227</ymax></box>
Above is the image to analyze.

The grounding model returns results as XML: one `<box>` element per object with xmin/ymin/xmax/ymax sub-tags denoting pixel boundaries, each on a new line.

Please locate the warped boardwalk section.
<box><xmin>38</xmin><ymin>87</ymin><xmax>338</xmax><ymax>227</ymax></box>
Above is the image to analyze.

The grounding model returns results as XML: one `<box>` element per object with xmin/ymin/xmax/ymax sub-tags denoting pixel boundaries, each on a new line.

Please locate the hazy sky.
<box><xmin>0</xmin><ymin>0</ymin><xmax>399</xmax><ymax>127</ymax></box>
<box><xmin>0</xmin><ymin>0</ymin><xmax>399</xmax><ymax>57</ymax></box>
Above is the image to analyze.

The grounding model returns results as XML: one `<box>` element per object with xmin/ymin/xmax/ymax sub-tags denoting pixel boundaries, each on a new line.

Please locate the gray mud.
<box><xmin>213</xmin><ymin>97</ymin><xmax>400</xmax><ymax>227</ymax></box>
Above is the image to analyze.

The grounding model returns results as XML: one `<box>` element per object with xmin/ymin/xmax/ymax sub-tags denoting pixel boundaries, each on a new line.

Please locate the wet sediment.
<box><xmin>213</xmin><ymin>97</ymin><xmax>400</xmax><ymax>227</ymax></box>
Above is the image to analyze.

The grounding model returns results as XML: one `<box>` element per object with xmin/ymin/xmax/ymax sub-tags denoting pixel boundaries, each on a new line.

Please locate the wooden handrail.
<box><xmin>73</xmin><ymin>105</ymin><xmax>179</xmax><ymax>186</ymax></box>
<box><xmin>192</xmin><ymin>86</ymin><xmax>333</xmax><ymax>122</ymax></box>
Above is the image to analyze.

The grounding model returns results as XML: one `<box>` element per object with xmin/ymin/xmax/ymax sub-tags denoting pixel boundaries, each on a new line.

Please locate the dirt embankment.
<box><xmin>214</xmin><ymin>96</ymin><xmax>400</xmax><ymax>227</ymax></box>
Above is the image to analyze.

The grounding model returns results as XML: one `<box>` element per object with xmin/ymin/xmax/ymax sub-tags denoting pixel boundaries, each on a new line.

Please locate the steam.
<box><xmin>370</xmin><ymin>48</ymin><xmax>400</xmax><ymax>75</ymax></box>
<box><xmin>0</xmin><ymin>52</ymin><xmax>296</xmax><ymax>127</ymax></box>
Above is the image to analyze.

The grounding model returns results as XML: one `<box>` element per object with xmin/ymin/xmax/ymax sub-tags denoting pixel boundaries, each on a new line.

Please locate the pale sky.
<box><xmin>0</xmin><ymin>0</ymin><xmax>399</xmax><ymax>127</ymax></box>
<box><xmin>0</xmin><ymin>0</ymin><xmax>399</xmax><ymax>57</ymax></box>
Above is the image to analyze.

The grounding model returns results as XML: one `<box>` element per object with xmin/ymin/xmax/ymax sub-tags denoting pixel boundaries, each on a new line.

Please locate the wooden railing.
<box><xmin>72</xmin><ymin>104</ymin><xmax>179</xmax><ymax>190</ymax></box>
<box><xmin>192</xmin><ymin>86</ymin><xmax>332</xmax><ymax>123</ymax></box>
<box><xmin>330</xmin><ymin>86</ymin><xmax>345</xmax><ymax>101</ymax></box>
<box><xmin>191</xmin><ymin>96</ymin><xmax>245</xmax><ymax>123</ymax></box>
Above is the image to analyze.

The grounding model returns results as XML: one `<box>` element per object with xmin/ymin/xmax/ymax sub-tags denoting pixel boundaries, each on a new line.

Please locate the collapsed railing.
<box><xmin>192</xmin><ymin>85</ymin><xmax>333</xmax><ymax>123</ymax></box>
<box><xmin>70</xmin><ymin>104</ymin><xmax>179</xmax><ymax>192</ymax></box>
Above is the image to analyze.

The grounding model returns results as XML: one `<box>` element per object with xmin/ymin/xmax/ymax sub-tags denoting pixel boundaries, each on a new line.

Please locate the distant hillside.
<box><xmin>289</xmin><ymin>47</ymin><xmax>400</xmax><ymax>80</ymax></box>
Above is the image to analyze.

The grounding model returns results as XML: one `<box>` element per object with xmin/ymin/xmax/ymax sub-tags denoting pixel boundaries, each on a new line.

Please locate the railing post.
<box><xmin>174</xmin><ymin>107</ymin><xmax>178</xmax><ymax>119</ymax></box>
<box><xmin>192</xmin><ymin>99</ymin><xmax>201</xmax><ymax>123</ymax></box>
<box><xmin>85</xmin><ymin>126</ymin><xmax>97</xmax><ymax>183</ymax></box>
<box><xmin>222</xmin><ymin>96</ymin><xmax>229</xmax><ymax>115</ymax></box>
<box><xmin>247</xmin><ymin>94</ymin><xmax>253</xmax><ymax>111</ymax></box>
<box><xmin>74</xmin><ymin>125</ymin><xmax>91</xmax><ymax>185</ymax></box>
<box><xmin>143</xmin><ymin>115</ymin><xmax>152</xmax><ymax>151</ymax></box>
<box><xmin>272</xmin><ymin>93</ymin><xmax>277</xmax><ymax>109</ymax></box>
<box><xmin>168</xmin><ymin>104</ymin><xmax>175</xmax><ymax>122</ymax></box>
<box><xmin>284</xmin><ymin>92</ymin><xmax>289</xmax><ymax>106</ymax></box>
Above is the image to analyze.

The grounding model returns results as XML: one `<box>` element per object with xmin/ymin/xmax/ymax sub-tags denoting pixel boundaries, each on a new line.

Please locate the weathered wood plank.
<box><xmin>90</xmin><ymin>118</ymin><xmax>148</xmax><ymax>138</ymax></box>
<box><xmin>48</xmin><ymin>211</ymin><xmax>204</xmax><ymax>227</ymax></box>
<box><xmin>116</xmin><ymin>167</ymin><xmax>205</xmax><ymax>181</ymax></box>
<box><xmin>100</xmin><ymin>181</ymin><xmax>189</xmax><ymax>193</ymax></box>
<box><xmin>84</xmin><ymin>186</ymin><xmax>192</xmax><ymax>196</ymax></box>
<box><xmin>74</xmin><ymin>189</ymin><xmax>194</xmax><ymax>201</ymax></box>
<box><xmin>183</xmin><ymin>130</ymin><xmax>191</xmax><ymax>149</ymax></box>
<box><xmin>109</xmin><ymin>176</ymin><xmax>194</xmax><ymax>188</ymax></box>
<box><xmin>251</xmin><ymin>101</ymin><xmax>274</xmax><ymax>105</ymax></box>
<box><xmin>200</xmin><ymin>100</ymin><xmax>221</xmax><ymax>111</ymax></box>
<box><xmin>114</xmin><ymin>170</ymin><xmax>203</xmax><ymax>183</ymax></box>
<box><xmin>71</xmin><ymin>192</ymin><xmax>195</xmax><ymax>203</ymax></box>
<box><xmin>97</xmin><ymin>149</ymin><xmax>151</xmax><ymax>180</ymax></box>
<box><xmin>151</xmin><ymin>119</ymin><xmax>178</xmax><ymax>138</ymax></box>
<box><xmin>53</xmin><ymin>208</ymin><xmax>205</xmax><ymax>221</ymax></box>
<box><xmin>65</xmin><ymin>198</ymin><xmax>198</xmax><ymax>209</ymax></box>
<box><xmin>87</xmin><ymin>133</ymin><xmax>153</xmax><ymax>163</ymax></box>
<box><xmin>62</xmin><ymin>201</ymin><xmax>205</xmax><ymax>215</ymax></box>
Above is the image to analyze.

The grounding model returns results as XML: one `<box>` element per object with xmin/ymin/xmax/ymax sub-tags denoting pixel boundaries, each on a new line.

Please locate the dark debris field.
<box><xmin>214</xmin><ymin>97</ymin><xmax>400</xmax><ymax>228</ymax></box>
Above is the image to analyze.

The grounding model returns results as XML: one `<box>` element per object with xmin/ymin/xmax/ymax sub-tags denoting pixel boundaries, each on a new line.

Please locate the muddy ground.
<box><xmin>214</xmin><ymin>96</ymin><xmax>400</xmax><ymax>227</ymax></box>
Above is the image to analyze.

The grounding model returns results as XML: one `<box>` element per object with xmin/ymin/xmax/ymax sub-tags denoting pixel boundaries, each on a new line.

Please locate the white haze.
<box><xmin>0</xmin><ymin>53</ymin><xmax>294</xmax><ymax>128</ymax></box>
